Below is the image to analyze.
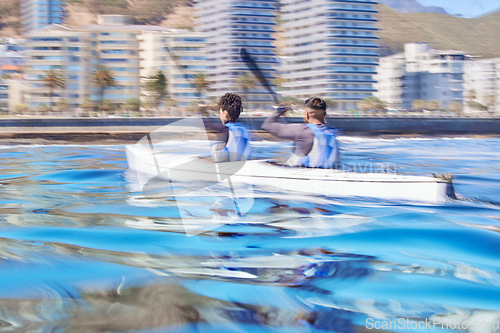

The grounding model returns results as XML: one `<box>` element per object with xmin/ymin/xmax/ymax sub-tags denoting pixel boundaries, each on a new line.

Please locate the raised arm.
<box><xmin>262</xmin><ymin>110</ymin><xmax>314</xmax><ymax>156</ymax></box>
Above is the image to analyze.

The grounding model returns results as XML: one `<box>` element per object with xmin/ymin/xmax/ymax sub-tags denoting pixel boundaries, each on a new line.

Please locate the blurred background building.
<box><xmin>24</xmin><ymin>24</ymin><xmax>90</xmax><ymax>113</ymax></box>
<box><xmin>280</xmin><ymin>0</ymin><xmax>379</xmax><ymax>111</ymax></box>
<box><xmin>464</xmin><ymin>58</ymin><xmax>500</xmax><ymax>115</ymax></box>
<box><xmin>21</xmin><ymin>0</ymin><xmax>66</xmax><ymax>35</ymax></box>
<box><xmin>140</xmin><ymin>30</ymin><xmax>207</xmax><ymax>108</ymax></box>
<box><xmin>375</xmin><ymin>43</ymin><xmax>468</xmax><ymax>111</ymax></box>
<box><xmin>23</xmin><ymin>15</ymin><xmax>210</xmax><ymax>114</ymax></box>
<box><xmin>194</xmin><ymin>0</ymin><xmax>279</xmax><ymax>110</ymax></box>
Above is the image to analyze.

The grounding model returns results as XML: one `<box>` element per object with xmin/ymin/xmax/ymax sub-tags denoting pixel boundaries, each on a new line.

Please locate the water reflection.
<box><xmin>0</xmin><ymin>139</ymin><xmax>499</xmax><ymax>332</ymax></box>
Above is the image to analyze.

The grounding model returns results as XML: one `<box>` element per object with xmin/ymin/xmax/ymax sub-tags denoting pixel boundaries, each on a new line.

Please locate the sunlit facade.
<box><xmin>81</xmin><ymin>24</ymin><xmax>142</xmax><ymax>107</ymax></box>
<box><xmin>464</xmin><ymin>58</ymin><xmax>500</xmax><ymax>115</ymax></box>
<box><xmin>195</xmin><ymin>0</ymin><xmax>279</xmax><ymax>109</ymax></box>
<box><xmin>280</xmin><ymin>0</ymin><xmax>379</xmax><ymax>111</ymax></box>
<box><xmin>23</xmin><ymin>16</ymin><xmax>211</xmax><ymax>113</ymax></box>
<box><xmin>376</xmin><ymin>43</ymin><xmax>468</xmax><ymax>111</ymax></box>
<box><xmin>140</xmin><ymin>30</ymin><xmax>207</xmax><ymax>108</ymax></box>
<box><xmin>24</xmin><ymin>24</ymin><xmax>90</xmax><ymax>111</ymax></box>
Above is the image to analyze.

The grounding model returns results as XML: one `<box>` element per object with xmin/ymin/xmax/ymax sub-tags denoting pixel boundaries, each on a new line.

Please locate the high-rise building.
<box><xmin>21</xmin><ymin>0</ymin><xmax>66</xmax><ymax>35</ymax></box>
<box><xmin>464</xmin><ymin>58</ymin><xmax>500</xmax><ymax>115</ymax></box>
<box><xmin>375</xmin><ymin>43</ymin><xmax>468</xmax><ymax>111</ymax></box>
<box><xmin>194</xmin><ymin>0</ymin><xmax>279</xmax><ymax>109</ymax></box>
<box><xmin>280</xmin><ymin>0</ymin><xmax>379</xmax><ymax>111</ymax></box>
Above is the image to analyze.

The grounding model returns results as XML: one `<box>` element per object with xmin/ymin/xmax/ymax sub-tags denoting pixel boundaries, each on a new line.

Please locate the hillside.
<box><xmin>378</xmin><ymin>0</ymin><xmax>448</xmax><ymax>15</ymax></box>
<box><xmin>2</xmin><ymin>0</ymin><xmax>500</xmax><ymax>59</ymax></box>
<box><xmin>377</xmin><ymin>5</ymin><xmax>500</xmax><ymax>58</ymax></box>
<box><xmin>0</xmin><ymin>0</ymin><xmax>192</xmax><ymax>37</ymax></box>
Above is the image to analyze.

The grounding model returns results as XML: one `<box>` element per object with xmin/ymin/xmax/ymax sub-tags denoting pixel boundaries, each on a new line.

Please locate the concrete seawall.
<box><xmin>0</xmin><ymin>117</ymin><xmax>498</xmax><ymax>144</ymax></box>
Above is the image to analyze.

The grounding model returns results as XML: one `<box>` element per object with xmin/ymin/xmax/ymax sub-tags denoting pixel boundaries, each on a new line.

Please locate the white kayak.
<box><xmin>126</xmin><ymin>145</ymin><xmax>456</xmax><ymax>204</ymax></box>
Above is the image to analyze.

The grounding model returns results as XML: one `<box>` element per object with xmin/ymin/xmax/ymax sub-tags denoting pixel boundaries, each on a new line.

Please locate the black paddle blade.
<box><xmin>240</xmin><ymin>47</ymin><xmax>279</xmax><ymax>105</ymax></box>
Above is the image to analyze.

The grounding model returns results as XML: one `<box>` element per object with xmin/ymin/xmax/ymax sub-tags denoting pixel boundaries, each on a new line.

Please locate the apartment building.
<box><xmin>24</xmin><ymin>16</ymin><xmax>210</xmax><ymax>113</ymax></box>
<box><xmin>195</xmin><ymin>0</ymin><xmax>279</xmax><ymax>109</ymax></box>
<box><xmin>373</xmin><ymin>53</ymin><xmax>404</xmax><ymax>109</ymax></box>
<box><xmin>81</xmin><ymin>18</ymin><xmax>144</xmax><ymax>109</ymax></box>
<box><xmin>464</xmin><ymin>57</ymin><xmax>500</xmax><ymax>115</ymax></box>
<box><xmin>0</xmin><ymin>79</ymin><xmax>27</xmax><ymax>114</ymax></box>
<box><xmin>21</xmin><ymin>0</ymin><xmax>66</xmax><ymax>35</ymax></box>
<box><xmin>375</xmin><ymin>43</ymin><xmax>468</xmax><ymax>110</ymax></box>
<box><xmin>280</xmin><ymin>0</ymin><xmax>379</xmax><ymax>111</ymax></box>
<box><xmin>24</xmin><ymin>24</ymin><xmax>91</xmax><ymax>112</ymax></box>
<box><xmin>140</xmin><ymin>30</ymin><xmax>207</xmax><ymax>108</ymax></box>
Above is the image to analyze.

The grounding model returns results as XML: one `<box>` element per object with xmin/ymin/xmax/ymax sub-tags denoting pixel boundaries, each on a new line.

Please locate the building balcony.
<box><xmin>334</xmin><ymin>0</ymin><xmax>378</xmax><ymax>4</ymax></box>
<box><xmin>328</xmin><ymin>8</ymin><xmax>378</xmax><ymax>14</ymax></box>
<box><xmin>328</xmin><ymin>61</ymin><xmax>378</xmax><ymax>66</ymax></box>
<box><xmin>329</xmin><ymin>25</ymin><xmax>377</xmax><ymax>31</ymax></box>
<box><xmin>230</xmin><ymin>5</ymin><xmax>277</xmax><ymax>11</ymax></box>
<box><xmin>328</xmin><ymin>33</ymin><xmax>379</xmax><ymax>39</ymax></box>
<box><xmin>231</xmin><ymin>12</ymin><xmax>276</xmax><ymax>18</ymax></box>
<box><xmin>328</xmin><ymin>52</ymin><xmax>378</xmax><ymax>57</ymax></box>
<box><xmin>328</xmin><ymin>43</ymin><xmax>379</xmax><ymax>48</ymax></box>
<box><xmin>329</xmin><ymin>17</ymin><xmax>377</xmax><ymax>22</ymax></box>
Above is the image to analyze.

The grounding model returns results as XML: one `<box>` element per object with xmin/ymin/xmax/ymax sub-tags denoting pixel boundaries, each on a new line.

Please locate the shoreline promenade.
<box><xmin>0</xmin><ymin>117</ymin><xmax>498</xmax><ymax>144</ymax></box>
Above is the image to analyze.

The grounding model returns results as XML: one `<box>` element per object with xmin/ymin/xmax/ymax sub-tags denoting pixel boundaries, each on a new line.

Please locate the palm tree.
<box><xmin>234</xmin><ymin>73</ymin><xmax>257</xmax><ymax>104</ymax></box>
<box><xmin>92</xmin><ymin>65</ymin><xmax>117</xmax><ymax>111</ymax></box>
<box><xmin>42</xmin><ymin>69</ymin><xmax>66</xmax><ymax>113</ymax></box>
<box><xmin>144</xmin><ymin>70</ymin><xmax>167</xmax><ymax>110</ymax></box>
<box><xmin>192</xmin><ymin>73</ymin><xmax>211</xmax><ymax>100</ymax></box>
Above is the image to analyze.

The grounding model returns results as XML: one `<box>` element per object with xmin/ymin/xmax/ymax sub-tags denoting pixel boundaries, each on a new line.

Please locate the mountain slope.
<box><xmin>2</xmin><ymin>0</ymin><xmax>500</xmax><ymax>59</ymax></box>
<box><xmin>378</xmin><ymin>0</ymin><xmax>448</xmax><ymax>15</ymax></box>
<box><xmin>377</xmin><ymin>5</ymin><xmax>500</xmax><ymax>58</ymax></box>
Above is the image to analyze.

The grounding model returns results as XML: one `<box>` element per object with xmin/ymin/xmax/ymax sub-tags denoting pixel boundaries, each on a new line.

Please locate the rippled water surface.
<box><xmin>0</xmin><ymin>138</ymin><xmax>499</xmax><ymax>332</ymax></box>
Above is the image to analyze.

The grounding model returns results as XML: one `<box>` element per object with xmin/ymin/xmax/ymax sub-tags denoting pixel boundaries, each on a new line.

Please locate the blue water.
<box><xmin>0</xmin><ymin>138</ymin><xmax>499</xmax><ymax>332</ymax></box>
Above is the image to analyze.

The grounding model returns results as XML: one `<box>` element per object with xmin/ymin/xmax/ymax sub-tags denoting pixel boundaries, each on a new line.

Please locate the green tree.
<box><xmin>15</xmin><ymin>104</ymin><xmax>29</xmax><ymax>116</ymax></box>
<box><xmin>272</xmin><ymin>75</ymin><xmax>286</xmax><ymax>91</ymax></box>
<box><xmin>234</xmin><ymin>73</ymin><xmax>258</xmax><ymax>103</ymax></box>
<box><xmin>412</xmin><ymin>99</ymin><xmax>427</xmax><ymax>112</ymax></box>
<box><xmin>426</xmin><ymin>99</ymin><xmax>440</xmax><ymax>111</ymax></box>
<box><xmin>192</xmin><ymin>73</ymin><xmax>211</xmax><ymax>100</ymax></box>
<box><xmin>466</xmin><ymin>89</ymin><xmax>477</xmax><ymax>102</ymax></box>
<box><xmin>448</xmin><ymin>101</ymin><xmax>463</xmax><ymax>115</ymax></box>
<box><xmin>125</xmin><ymin>97</ymin><xmax>141</xmax><ymax>112</ymax></box>
<box><xmin>92</xmin><ymin>65</ymin><xmax>117</xmax><ymax>111</ymax></box>
<box><xmin>42</xmin><ymin>69</ymin><xmax>66</xmax><ymax>112</ymax></box>
<box><xmin>483</xmin><ymin>94</ymin><xmax>495</xmax><ymax>112</ymax></box>
<box><xmin>144</xmin><ymin>70</ymin><xmax>167</xmax><ymax>110</ymax></box>
<box><xmin>466</xmin><ymin>101</ymin><xmax>488</xmax><ymax>111</ymax></box>
<box><xmin>357</xmin><ymin>96</ymin><xmax>387</xmax><ymax>112</ymax></box>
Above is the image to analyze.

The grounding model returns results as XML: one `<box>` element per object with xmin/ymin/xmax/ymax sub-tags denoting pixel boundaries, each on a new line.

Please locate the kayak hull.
<box><xmin>126</xmin><ymin>145</ymin><xmax>455</xmax><ymax>204</ymax></box>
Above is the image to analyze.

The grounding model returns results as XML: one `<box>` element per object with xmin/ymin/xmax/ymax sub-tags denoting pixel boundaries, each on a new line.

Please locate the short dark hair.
<box><xmin>219</xmin><ymin>93</ymin><xmax>243</xmax><ymax>121</ymax></box>
<box><xmin>304</xmin><ymin>97</ymin><xmax>327</xmax><ymax>112</ymax></box>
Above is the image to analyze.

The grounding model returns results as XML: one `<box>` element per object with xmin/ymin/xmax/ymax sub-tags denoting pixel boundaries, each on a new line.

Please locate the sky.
<box><xmin>417</xmin><ymin>0</ymin><xmax>500</xmax><ymax>18</ymax></box>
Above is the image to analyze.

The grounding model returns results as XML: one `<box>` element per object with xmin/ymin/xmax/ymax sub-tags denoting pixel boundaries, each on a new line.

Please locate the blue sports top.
<box><xmin>211</xmin><ymin>122</ymin><xmax>251</xmax><ymax>162</ymax></box>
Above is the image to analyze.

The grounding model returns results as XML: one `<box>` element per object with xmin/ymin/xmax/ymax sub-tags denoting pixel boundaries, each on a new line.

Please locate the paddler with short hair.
<box><xmin>204</xmin><ymin>92</ymin><xmax>252</xmax><ymax>162</ymax></box>
<box><xmin>262</xmin><ymin>97</ymin><xmax>340</xmax><ymax>168</ymax></box>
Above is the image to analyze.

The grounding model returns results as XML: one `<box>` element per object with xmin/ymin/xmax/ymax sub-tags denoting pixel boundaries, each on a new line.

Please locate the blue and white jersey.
<box><xmin>212</xmin><ymin>122</ymin><xmax>251</xmax><ymax>162</ymax></box>
<box><xmin>287</xmin><ymin>124</ymin><xmax>339</xmax><ymax>168</ymax></box>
